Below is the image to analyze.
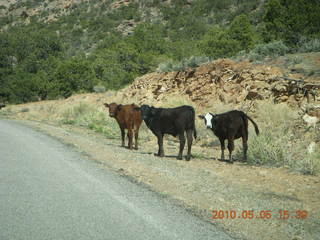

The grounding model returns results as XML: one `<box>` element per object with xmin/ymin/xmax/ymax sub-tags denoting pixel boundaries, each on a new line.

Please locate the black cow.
<box><xmin>138</xmin><ymin>105</ymin><xmax>197</xmax><ymax>161</ymax></box>
<box><xmin>0</xmin><ymin>103</ymin><xmax>5</xmax><ymax>109</ymax></box>
<box><xmin>198</xmin><ymin>110</ymin><xmax>259</xmax><ymax>163</ymax></box>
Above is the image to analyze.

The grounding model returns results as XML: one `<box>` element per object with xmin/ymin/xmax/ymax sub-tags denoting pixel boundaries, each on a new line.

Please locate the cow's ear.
<box><xmin>117</xmin><ymin>104</ymin><xmax>122</xmax><ymax>111</ymax></box>
<box><xmin>103</xmin><ymin>103</ymin><xmax>109</xmax><ymax>108</ymax></box>
<box><xmin>198</xmin><ymin>115</ymin><xmax>204</xmax><ymax>119</ymax></box>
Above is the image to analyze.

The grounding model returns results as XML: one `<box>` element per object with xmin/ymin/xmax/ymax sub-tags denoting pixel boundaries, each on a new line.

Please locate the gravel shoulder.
<box><xmin>4</xmin><ymin>118</ymin><xmax>320</xmax><ymax>240</ymax></box>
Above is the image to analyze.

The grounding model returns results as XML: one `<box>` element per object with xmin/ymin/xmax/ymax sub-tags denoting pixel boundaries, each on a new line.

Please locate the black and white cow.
<box><xmin>198</xmin><ymin>110</ymin><xmax>259</xmax><ymax>163</ymax></box>
<box><xmin>138</xmin><ymin>105</ymin><xmax>197</xmax><ymax>161</ymax></box>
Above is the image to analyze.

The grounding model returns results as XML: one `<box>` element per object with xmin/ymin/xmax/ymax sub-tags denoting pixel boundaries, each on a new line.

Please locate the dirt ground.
<box><xmin>8</xmin><ymin>119</ymin><xmax>319</xmax><ymax>240</ymax></box>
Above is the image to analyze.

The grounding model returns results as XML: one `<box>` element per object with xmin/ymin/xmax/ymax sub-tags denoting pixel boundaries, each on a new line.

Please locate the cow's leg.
<box><xmin>227</xmin><ymin>137</ymin><xmax>235</xmax><ymax>163</ymax></box>
<box><xmin>134</xmin><ymin>126</ymin><xmax>139</xmax><ymax>150</ymax></box>
<box><xmin>185</xmin><ymin>129</ymin><xmax>193</xmax><ymax>161</ymax></box>
<box><xmin>219</xmin><ymin>138</ymin><xmax>225</xmax><ymax>160</ymax></box>
<box><xmin>128</xmin><ymin>128</ymin><xmax>133</xmax><ymax>150</ymax></box>
<box><xmin>242</xmin><ymin>130</ymin><xmax>248</xmax><ymax>162</ymax></box>
<box><xmin>120</xmin><ymin>128</ymin><xmax>125</xmax><ymax>147</ymax></box>
<box><xmin>156</xmin><ymin>133</ymin><xmax>164</xmax><ymax>157</ymax></box>
<box><xmin>177</xmin><ymin>132</ymin><xmax>186</xmax><ymax>160</ymax></box>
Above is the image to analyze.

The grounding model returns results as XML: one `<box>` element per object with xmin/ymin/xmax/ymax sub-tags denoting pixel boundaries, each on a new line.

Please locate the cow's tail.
<box><xmin>242</xmin><ymin>112</ymin><xmax>259</xmax><ymax>135</ymax></box>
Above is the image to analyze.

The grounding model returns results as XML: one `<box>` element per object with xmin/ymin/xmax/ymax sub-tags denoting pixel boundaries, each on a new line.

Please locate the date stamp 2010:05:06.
<box><xmin>211</xmin><ymin>210</ymin><xmax>309</xmax><ymax>220</ymax></box>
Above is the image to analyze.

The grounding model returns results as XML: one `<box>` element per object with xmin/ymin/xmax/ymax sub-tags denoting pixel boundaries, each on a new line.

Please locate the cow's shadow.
<box><xmin>155</xmin><ymin>154</ymin><xmax>211</xmax><ymax>161</ymax></box>
<box><xmin>138</xmin><ymin>152</ymin><xmax>190</xmax><ymax>160</ymax></box>
<box><xmin>123</xmin><ymin>146</ymin><xmax>140</xmax><ymax>150</ymax></box>
<box><xmin>162</xmin><ymin>154</ymin><xmax>182</xmax><ymax>159</ymax></box>
<box><xmin>217</xmin><ymin>158</ymin><xmax>234</xmax><ymax>164</ymax></box>
<box><xmin>193</xmin><ymin>155</ymin><xmax>215</xmax><ymax>161</ymax></box>
<box><xmin>216</xmin><ymin>158</ymin><xmax>247</xmax><ymax>164</ymax></box>
<box><xmin>136</xmin><ymin>151</ymin><xmax>243</xmax><ymax>163</ymax></box>
<box><xmin>139</xmin><ymin>151</ymin><xmax>155</xmax><ymax>155</ymax></box>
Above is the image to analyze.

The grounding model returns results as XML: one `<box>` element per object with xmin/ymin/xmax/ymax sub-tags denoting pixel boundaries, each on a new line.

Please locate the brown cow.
<box><xmin>104</xmin><ymin>103</ymin><xmax>142</xmax><ymax>150</ymax></box>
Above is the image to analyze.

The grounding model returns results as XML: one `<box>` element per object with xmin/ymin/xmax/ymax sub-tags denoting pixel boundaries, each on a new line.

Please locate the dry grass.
<box><xmin>235</xmin><ymin>101</ymin><xmax>320</xmax><ymax>175</ymax></box>
<box><xmin>1</xmin><ymin>93</ymin><xmax>319</xmax><ymax>175</ymax></box>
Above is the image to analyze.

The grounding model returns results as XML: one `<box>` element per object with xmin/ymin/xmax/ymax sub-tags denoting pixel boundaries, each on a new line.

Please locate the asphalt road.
<box><xmin>0</xmin><ymin>119</ymin><xmax>233</xmax><ymax>240</ymax></box>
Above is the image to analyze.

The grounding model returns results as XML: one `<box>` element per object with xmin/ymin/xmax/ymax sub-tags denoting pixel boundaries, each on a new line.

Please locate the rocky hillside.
<box><xmin>121</xmin><ymin>54</ymin><xmax>320</xmax><ymax>116</ymax></box>
<box><xmin>0</xmin><ymin>0</ymin><xmax>187</xmax><ymax>31</ymax></box>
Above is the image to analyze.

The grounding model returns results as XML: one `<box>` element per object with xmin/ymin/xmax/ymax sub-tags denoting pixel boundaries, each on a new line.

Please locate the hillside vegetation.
<box><xmin>0</xmin><ymin>0</ymin><xmax>320</xmax><ymax>103</ymax></box>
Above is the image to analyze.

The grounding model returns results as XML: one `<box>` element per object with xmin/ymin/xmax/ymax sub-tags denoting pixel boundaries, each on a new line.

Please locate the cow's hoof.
<box><xmin>134</xmin><ymin>147</ymin><xmax>138</xmax><ymax>150</ymax></box>
<box><xmin>177</xmin><ymin>156</ymin><xmax>183</xmax><ymax>160</ymax></box>
<box><xmin>185</xmin><ymin>156</ymin><xmax>191</xmax><ymax>161</ymax></box>
<box><xmin>154</xmin><ymin>153</ymin><xmax>164</xmax><ymax>157</ymax></box>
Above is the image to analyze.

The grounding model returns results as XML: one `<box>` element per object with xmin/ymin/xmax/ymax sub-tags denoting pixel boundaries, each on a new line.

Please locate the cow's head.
<box><xmin>139</xmin><ymin>104</ymin><xmax>156</xmax><ymax>120</ymax></box>
<box><xmin>198</xmin><ymin>113</ymin><xmax>215</xmax><ymax>129</ymax></box>
<box><xmin>103</xmin><ymin>103</ymin><xmax>122</xmax><ymax>117</ymax></box>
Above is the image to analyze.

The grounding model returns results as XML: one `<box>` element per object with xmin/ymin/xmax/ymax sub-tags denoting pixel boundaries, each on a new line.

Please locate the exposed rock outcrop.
<box><xmin>122</xmin><ymin>59</ymin><xmax>320</xmax><ymax>107</ymax></box>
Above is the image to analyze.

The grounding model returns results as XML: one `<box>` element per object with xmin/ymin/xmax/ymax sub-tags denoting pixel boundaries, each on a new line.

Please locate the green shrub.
<box><xmin>157</xmin><ymin>56</ymin><xmax>210</xmax><ymax>73</ymax></box>
<box><xmin>245</xmin><ymin>131</ymin><xmax>288</xmax><ymax>166</ymax></box>
<box><xmin>157</xmin><ymin>61</ymin><xmax>174</xmax><ymax>73</ymax></box>
<box><xmin>200</xmin><ymin>26</ymin><xmax>241</xmax><ymax>59</ymax></box>
<box><xmin>285</xmin><ymin>56</ymin><xmax>303</xmax><ymax>65</ymax></box>
<box><xmin>53</xmin><ymin>57</ymin><xmax>98</xmax><ymax>98</ymax></box>
<box><xmin>298</xmin><ymin>38</ymin><xmax>320</xmax><ymax>53</ymax></box>
<box><xmin>93</xmin><ymin>85</ymin><xmax>106</xmax><ymax>93</ymax></box>
<box><xmin>228</xmin><ymin>14</ymin><xmax>257</xmax><ymax>51</ymax></box>
<box><xmin>241</xmin><ymin>41</ymin><xmax>290</xmax><ymax>61</ymax></box>
<box><xmin>182</xmin><ymin>56</ymin><xmax>211</xmax><ymax>68</ymax></box>
<box><xmin>254</xmin><ymin>41</ymin><xmax>289</xmax><ymax>57</ymax></box>
<box><xmin>246</xmin><ymin>132</ymin><xmax>320</xmax><ymax>174</ymax></box>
